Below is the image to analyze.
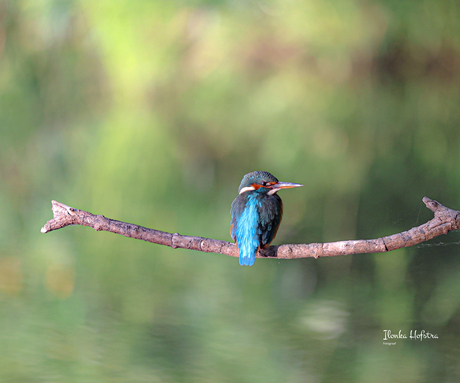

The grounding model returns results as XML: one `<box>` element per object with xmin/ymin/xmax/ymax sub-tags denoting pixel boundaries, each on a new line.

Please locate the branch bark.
<box><xmin>40</xmin><ymin>197</ymin><xmax>460</xmax><ymax>260</ymax></box>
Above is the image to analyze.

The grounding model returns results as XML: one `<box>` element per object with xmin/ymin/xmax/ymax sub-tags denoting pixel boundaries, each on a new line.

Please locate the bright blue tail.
<box><xmin>238</xmin><ymin>241</ymin><xmax>258</xmax><ymax>266</ymax></box>
<box><xmin>234</xmin><ymin>196</ymin><xmax>261</xmax><ymax>266</ymax></box>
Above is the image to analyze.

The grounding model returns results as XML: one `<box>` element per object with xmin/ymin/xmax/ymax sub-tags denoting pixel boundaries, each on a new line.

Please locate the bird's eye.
<box><xmin>261</xmin><ymin>181</ymin><xmax>267</xmax><ymax>186</ymax></box>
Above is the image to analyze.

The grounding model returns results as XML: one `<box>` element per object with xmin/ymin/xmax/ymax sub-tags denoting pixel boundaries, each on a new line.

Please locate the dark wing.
<box><xmin>257</xmin><ymin>194</ymin><xmax>283</xmax><ymax>248</ymax></box>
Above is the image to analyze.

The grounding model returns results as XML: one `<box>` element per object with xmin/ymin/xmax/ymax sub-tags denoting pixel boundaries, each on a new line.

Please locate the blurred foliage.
<box><xmin>1</xmin><ymin>0</ymin><xmax>460</xmax><ymax>381</ymax></box>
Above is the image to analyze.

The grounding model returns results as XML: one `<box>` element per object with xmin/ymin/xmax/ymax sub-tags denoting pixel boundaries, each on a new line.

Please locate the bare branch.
<box><xmin>40</xmin><ymin>197</ymin><xmax>460</xmax><ymax>260</ymax></box>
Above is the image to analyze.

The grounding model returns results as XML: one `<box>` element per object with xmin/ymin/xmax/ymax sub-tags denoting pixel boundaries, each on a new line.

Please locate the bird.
<box><xmin>230</xmin><ymin>171</ymin><xmax>303</xmax><ymax>266</ymax></box>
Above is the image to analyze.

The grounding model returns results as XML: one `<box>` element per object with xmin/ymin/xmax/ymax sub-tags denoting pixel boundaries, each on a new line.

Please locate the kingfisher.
<box><xmin>230</xmin><ymin>171</ymin><xmax>303</xmax><ymax>266</ymax></box>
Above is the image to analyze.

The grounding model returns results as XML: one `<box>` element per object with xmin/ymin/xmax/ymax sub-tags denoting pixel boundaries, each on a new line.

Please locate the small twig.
<box><xmin>40</xmin><ymin>197</ymin><xmax>460</xmax><ymax>260</ymax></box>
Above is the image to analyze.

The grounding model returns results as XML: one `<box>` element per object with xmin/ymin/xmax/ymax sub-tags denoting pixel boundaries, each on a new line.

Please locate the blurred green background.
<box><xmin>1</xmin><ymin>0</ymin><xmax>460</xmax><ymax>381</ymax></box>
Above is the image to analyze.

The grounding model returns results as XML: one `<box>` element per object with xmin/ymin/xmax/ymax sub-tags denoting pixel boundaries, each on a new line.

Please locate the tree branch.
<box><xmin>40</xmin><ymin>197</ymin><xmax>460</xmax><ymax>260</ymax></box>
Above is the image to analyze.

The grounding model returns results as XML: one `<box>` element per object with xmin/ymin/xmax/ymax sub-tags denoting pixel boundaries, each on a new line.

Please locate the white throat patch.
<box><xmin>239</xmin><ymin>186</ymin><xmax>256</xmax><ymax>194</ymax></box>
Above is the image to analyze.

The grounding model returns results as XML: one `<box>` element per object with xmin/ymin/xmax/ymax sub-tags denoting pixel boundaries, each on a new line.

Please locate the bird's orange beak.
<box><xmin>273</xmin><ymin>182</ymin><xmax>303</xmax><ymax>189</ymax></box>
<box><xmin>269</xmin><ymin>181</ymin><xmax>303</xmax><ymax>194</ymax></box>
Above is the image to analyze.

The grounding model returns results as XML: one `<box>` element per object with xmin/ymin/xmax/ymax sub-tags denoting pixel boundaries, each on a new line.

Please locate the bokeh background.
<box><xmin>1</xmin><ymin>0</ymin><xmax>460</xmax><ymax>382</ymax></box>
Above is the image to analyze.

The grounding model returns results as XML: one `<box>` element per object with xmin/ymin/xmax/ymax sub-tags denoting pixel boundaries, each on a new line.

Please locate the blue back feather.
<box><xmin>231</xmin><ymin>194</ymin><xmax>261</xmax><ymax>266</ymax></box>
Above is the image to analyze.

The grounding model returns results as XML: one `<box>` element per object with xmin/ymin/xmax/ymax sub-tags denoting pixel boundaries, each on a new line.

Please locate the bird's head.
<box><xmin>237</xmin><ymin>171</ymin><xmax>303</xmax><ymax>196</ymax></box>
